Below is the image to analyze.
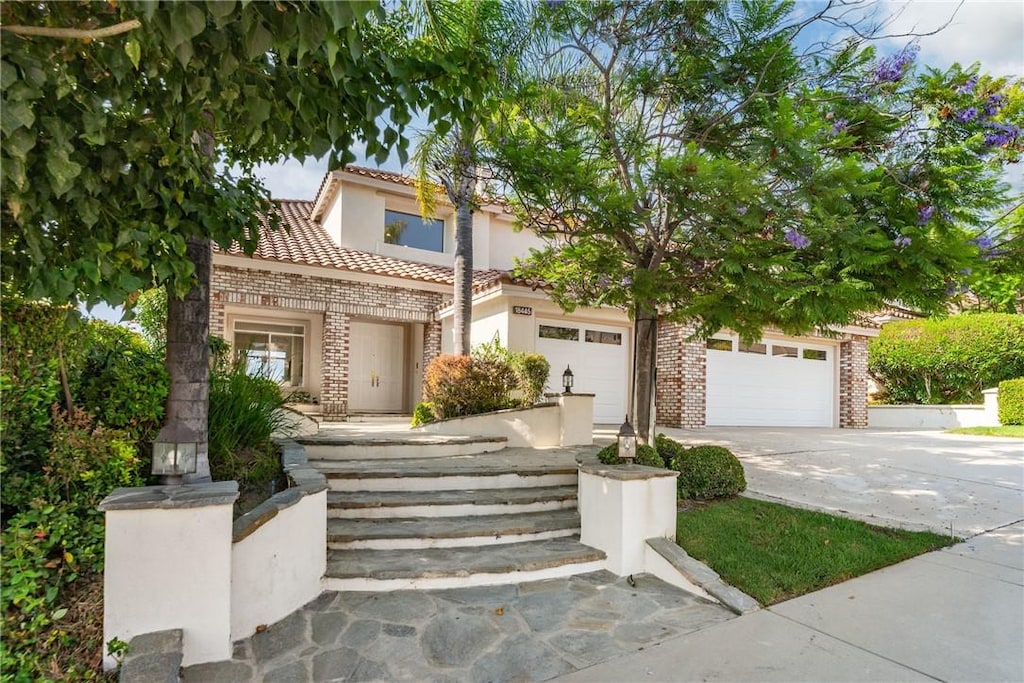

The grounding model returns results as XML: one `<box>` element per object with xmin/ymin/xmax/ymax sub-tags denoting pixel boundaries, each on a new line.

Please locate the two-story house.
<box><xmin>211</xmin><ymin>165</ymin><xmax>877</xmax><ymax>427</ymax></box>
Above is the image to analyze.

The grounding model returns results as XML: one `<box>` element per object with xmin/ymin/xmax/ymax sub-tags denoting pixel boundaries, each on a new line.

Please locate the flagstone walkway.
<box><xmin>182</xmin><ymin>571</ymin><xmax>734</xmax><ymax>683</ymax></box>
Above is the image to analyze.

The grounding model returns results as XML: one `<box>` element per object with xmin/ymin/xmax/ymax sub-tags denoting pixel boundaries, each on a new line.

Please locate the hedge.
<box><xmin>595</xmin><ymin>442</ymin><xmax>664</xmax><ymax>467</ymax></box>
<box><xmin>656</xmin><ymin>434</ymin><xmax>746</xmax><ymax>500</ymax></box>
<box><xmin>998</xmin><ymin>378</ymin><xmax>1024</xmax><ymax>425</ymax></box>
<box><xmin>868</xmin><ymin>314</ymin><xmax>1024</xmax><ymax>404</ymax></box>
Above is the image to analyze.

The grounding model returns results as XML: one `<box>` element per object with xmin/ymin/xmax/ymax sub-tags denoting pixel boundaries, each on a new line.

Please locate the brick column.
<box><xmin>209</xmin><ymin>290</ymin><xmax>226</xmax><ymax>339</ymax></box>
<box><xmin>655</xmin><ymin>320</ymin><xmax>706</xmax><ymax>429</ymax></box>
<box><xmin>320</xmin><ymin>309</ymin><xmax>348</xmax><ymax>419</ymax></box>
<box><xmin>839</xmin><ymin>337</ymin><xmax>869</xmax><ymax>428</ymax></box>
<box><xmin>423</xmin><ymin>320</ymin><xmax>442</xmax><ymax>368</ymax></box>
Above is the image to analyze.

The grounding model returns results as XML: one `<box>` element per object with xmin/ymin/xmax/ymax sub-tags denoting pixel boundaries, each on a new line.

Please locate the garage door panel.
<box><xmin>706</xmin><ymin>339</ymin><xmax>834</xmax><ymax>427</ymax></box>
<box><xmin>536</xmin><ymin>320</ymin><xmax>627</xmax><ymax>424</ymax></box>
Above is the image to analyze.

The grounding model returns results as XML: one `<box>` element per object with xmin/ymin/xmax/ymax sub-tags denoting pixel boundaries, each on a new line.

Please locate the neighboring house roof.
<box><xmin>857</xmin><ymin>303</ymin><xmax>926</xmax><ymax>328</ymax></box>
<box><xmin>219</xmin><ymin>200</ymin><xmax>505</xmax><ymax>288</ymax></box>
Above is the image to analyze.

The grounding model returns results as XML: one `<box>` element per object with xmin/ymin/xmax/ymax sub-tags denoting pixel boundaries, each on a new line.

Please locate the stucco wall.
<box><xmin>231</xmin><ymin>490</ymin><xmax>327</xmax><ymax>641</ymax></box>
<box><xmin>867</xmin><ymin>404</ymin><xmax>996</xmax><ymax>429</ymax></box>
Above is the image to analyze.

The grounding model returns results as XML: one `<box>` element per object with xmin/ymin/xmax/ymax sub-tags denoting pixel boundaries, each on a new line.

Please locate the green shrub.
<box><xmin>411</xmin><ymin>402</ymin><xmax>436</xmax><ymax>427</ymax></box>
<box><xmin>422</xmin><ymin>354</ymin><xmax>517</xmax><ymax>419</ymax></box>
<box><xmin>655</xmin><ymin>433</ymin><xmax>687</xmax><ymax>465</ymax></box>
<box><xmin>869</xmin><ymin>314</ymin><xmax>1024</xmax><ymax>404</ymax></box>
<box><xmin>0</xmin><ymin>300</ymin><xmax>81</xmax><ymax>512</ymax></box>
<box><xmin>1</xmin><ymin>409</ymin><xmax>144</xmax><ymax>680</ymax></box>
<box><xmin>998</xmin><ymin>378</ymin><xmax>1024</xmax><ymax>425</ymax></box>
<box><xmin>510</xmin><ymin>353</ymin><xmax>550</xmax><ymax>405</ymax></box>
<box><xmin>75</xmin><ymin>321</ymin><xmax>168</xmax><ymax>444</ymax></box>
<box><xmin>595</xmin><ymin>442</ymin><xmax>664</xmax><ymax>467</ymax></box>
<box><xmin>208</xmin><ymin>359</ymin><xmax>291</xmax><ymax>470</ymax></box>
<box><xmin>670</xmin><ymin>444</ymin><xmax>747</xmax><ymax>500</ymax></box>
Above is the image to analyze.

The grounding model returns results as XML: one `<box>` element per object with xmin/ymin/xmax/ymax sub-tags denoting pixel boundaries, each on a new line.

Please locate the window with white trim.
<box><xmin>384</xmin><ymin>209</ymin><xmax>444</xmax><ymax>252</ymax></box>
<box><xmin>233</xmin><ymin>321</ymin><xmax>306</xmax><ymax>386</ymax></box>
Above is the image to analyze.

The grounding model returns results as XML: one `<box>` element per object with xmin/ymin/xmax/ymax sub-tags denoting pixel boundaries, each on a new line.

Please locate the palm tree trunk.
<box><xmin>159</xmin><ymin>235</ymin><xmax>212</xmax><ymax>483</ymax></box>
<box><xmin>453</xmin><ymin>198</ymin><xmax>473</xmax><ymax>355</ymax></box>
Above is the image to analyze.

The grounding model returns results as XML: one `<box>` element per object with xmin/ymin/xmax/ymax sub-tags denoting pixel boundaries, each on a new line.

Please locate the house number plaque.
<box><xmin>512</xmin><ymin>305</ymin><xmax>533</xmax><ymax>316</ymax></box>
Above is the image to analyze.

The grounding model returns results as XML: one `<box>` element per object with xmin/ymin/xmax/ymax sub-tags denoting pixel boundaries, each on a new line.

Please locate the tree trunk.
<box><xmin>633</xmin><ymin>304</ymin><xmax>658</xmax><ymax>445</ymax></box>
<box><xmin>451</xmin><ymin>134</ymin><xmax>476</xmax><ymax>356</ymax></box>
<box><xmin>159</xmin><ymin>235</ymin><xmax>212</xmax><ymax>483</ymax></box>
<box><xmin>453</xmin><ymin>200</ymin><xmax>473</xmax><ymax>355</ymax></box>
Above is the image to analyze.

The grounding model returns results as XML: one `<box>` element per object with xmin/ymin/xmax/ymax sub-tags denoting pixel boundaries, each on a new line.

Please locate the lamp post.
<box><xmin>562</xmin><ymin>365</ymin><xmax>574</xmax><ymax>394</ymax></box>
<box><xmin>152</xmin><ymin>427</ymin><xmax>199</xmax><ymax>486</ymax></box>
<box><xmin>617</xmin><ymin>416</ymin><xmax>636</xmax><ymax>464</ymax></box>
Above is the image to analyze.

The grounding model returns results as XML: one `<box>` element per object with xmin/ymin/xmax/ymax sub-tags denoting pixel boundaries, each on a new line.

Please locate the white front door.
<box><xmin>705</xmin><ymin>337</ymin><xmax>836</xmax><ymax>427</ymax></box>
<box><xmin>349</xmin><ymin>321</ymin><xmax>406</xmax><ymax>413</ymax></box>
<box><xmin>535</xmin><ymin>320</ymin><xmax>628</xmax><ymax>424</ymax></box>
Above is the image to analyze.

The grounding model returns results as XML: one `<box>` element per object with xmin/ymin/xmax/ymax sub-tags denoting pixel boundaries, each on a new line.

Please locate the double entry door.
<box><xmin>349</xmin><ymin>321</ymin><xmax>406</xmax><ymax>413</ymax></box>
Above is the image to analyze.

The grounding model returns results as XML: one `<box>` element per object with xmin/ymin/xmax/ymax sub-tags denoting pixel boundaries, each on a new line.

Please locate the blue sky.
<box><xmin>255</xmin><ymin>0</ymin><xmax>1024</xmax><ymax>200</ymax></box>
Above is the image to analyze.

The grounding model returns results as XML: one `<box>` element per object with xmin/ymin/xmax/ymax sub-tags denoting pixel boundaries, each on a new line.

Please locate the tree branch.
<box><xmin>1</xmin><ymin>19</ymin><xmax>142</xmax><ymax>40</ymax></box>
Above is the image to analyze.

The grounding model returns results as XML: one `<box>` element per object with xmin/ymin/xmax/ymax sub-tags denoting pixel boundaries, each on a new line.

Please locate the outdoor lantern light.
<box><xmin>562</xmin><ymin>365</ymin><xmax>574</xmax><ymax>394</ymax></box>
<box><xmin>617</xmin><ymin>416</ymin><xmax>636</xmax><ymax>464</ymax></box>
<box><xmin>152</xmin><ymin>429</ymin><xmax>198</xmax><ymax>486</ymax></box>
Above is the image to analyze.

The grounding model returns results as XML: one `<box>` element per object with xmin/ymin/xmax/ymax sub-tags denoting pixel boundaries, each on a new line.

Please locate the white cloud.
<box><xmin>254</xmin><ymin>157</ymin><xmax>330</xmax><ymax>200</ymax></box>
<box><xmin>880</xmin><ymin>1</ymin><xmax>1024</xmax><ymax>76</ymax></box>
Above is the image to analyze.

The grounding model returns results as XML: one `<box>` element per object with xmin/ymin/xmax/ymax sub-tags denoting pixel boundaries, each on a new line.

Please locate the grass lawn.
<box><xmin>676</xmin><ymin>497</ymin><xmax>956</xmax><ymax>606</ymax></box>
<box><xmin>946</xmin><ymin>425</ymin><xmax>1024</xmax><ymax>438</ymax></box>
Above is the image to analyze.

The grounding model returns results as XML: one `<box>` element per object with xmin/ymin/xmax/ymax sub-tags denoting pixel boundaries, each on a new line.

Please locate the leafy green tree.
<box><xmin>490</xmin><ymin>0</ymin><xmax>1023</xmax><ymax>440</ymax></box>
<box><xmin>2</xmin><ymin>1</ymin><xmax>478</xmax><ymax>479</ymax></box>
<box><xmin>411</xmin><ymin>0</ymin><xmax>531</xmax><ymax>354</ymax></box>
<box><xmin>963</xmin><ymin>203</ymin><xmax>1024</xmax><ymax>313</ymax></box>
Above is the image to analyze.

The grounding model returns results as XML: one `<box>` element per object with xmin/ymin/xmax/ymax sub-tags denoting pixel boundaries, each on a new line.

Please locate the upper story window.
<box><xmin>384</xmin><ymin>209</ymin><xmax>444</xmax><ymax>253</ymax></box>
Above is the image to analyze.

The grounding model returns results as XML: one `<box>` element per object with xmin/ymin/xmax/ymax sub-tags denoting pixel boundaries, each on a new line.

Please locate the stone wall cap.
<box><xmin>579</xmin><ymin>463</ymin><xmax>679</xmax><ymax>481</ymax></box>
<box><xmin>99</xmin><ymin>481</ymin><xmax>239</xmax><ymax>511</ymax></box>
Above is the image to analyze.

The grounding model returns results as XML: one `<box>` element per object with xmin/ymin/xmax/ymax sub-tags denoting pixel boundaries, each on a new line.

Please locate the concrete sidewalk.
<box><xmin>557</xmin><ymin>522</ymin><xmax>1024</xmax><ymax>682</ymax></box>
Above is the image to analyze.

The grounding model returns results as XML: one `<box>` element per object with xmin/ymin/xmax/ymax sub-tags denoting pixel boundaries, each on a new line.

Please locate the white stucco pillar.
<box><xmin>983</xmin><ymin>387</ymin><xmax>1000</xmax><ymax>425</ymax></box>
<box><xmin>555</xmin><ymin>393</ymin><xmax>595</xmax><ymax>446</ymax></box>
<box><xmin>100</xmin><ymin>482</ymin><xmax>238</xmax><ymax>671</ymax></box>
<box><xmin>578</xmin><ymin>464</ymin><xmax>679</xmax><ymax>576</ymax></box>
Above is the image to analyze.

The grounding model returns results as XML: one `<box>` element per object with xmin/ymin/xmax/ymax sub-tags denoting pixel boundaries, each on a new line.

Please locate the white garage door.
<box><xmin>535</xmin><ymin>320</ymin><xmax>628</xmax><ymax>424</ymax></box>
<box><xmin>705</xmin><ymin>337</ymin><xmax>835</xmax><ymax>427</ymax></box>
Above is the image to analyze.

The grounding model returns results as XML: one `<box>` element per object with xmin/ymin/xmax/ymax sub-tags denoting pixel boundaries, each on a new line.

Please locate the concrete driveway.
<box><xmin>658</xmin><ymin>427</ymin><xmax>1024</xmax><ymax>536</ymax></box>
<box><xmin>557</xmin><ymin>428</ymin><xmax>1024</xmax><ymax>682</ymax></box>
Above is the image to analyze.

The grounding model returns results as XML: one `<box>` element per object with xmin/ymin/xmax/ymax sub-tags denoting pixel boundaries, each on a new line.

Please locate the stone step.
<box><xmin>323</xmin><ymin>536</ymin><xmax>606</xmax><ymax>591</ymax></box>
<box><xmin>327</xmin><ymin>485</ymin><xmax>578</xmax><ymax>519</ymax></box>
<box><xmin>299</xmin><ymin>434</ymin><xmax>507</xmax><ymax>460</ymax></box>
<box><xmin>327</xmin><ymin>509</ymin><xmax>581</xmax><ymax>550</ymax></box>
<box><xmin>315</xmin><ymin>458</ymin><xmax>578</xmax><ymax>492</ymax></box>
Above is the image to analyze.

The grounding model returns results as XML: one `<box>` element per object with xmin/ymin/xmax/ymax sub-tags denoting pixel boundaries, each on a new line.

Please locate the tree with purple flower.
<box><xmin>490</xmin><ymin>1</ymin><xmax>1023</xmax><ymax>441</ymax></box>
<box><xmin>784</xmin><ymin>229</ymin><xmax>811</xmax><ymax>249</ymax></box>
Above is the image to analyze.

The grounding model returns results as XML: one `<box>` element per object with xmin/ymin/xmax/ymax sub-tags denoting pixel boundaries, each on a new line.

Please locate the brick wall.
<box><xmin>655</xmin><ymin>320</ymin><xmax>706</xmax><ymax>429</ymax></box>
<box><xmin>839</xmin><ymin>336</ymin><xmax>870</xmax><ymax>428</ymax></box>
<box><xmin>211</xmin><ymin>264</ymin><xmax>444</xmax><ymax>418</ymax></box>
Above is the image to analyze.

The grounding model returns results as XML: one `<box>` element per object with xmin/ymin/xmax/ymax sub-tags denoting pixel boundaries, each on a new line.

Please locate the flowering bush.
<box><xmin>420</xmin><ymin>341</ymin><xmax>551</xmax><ymax>422</ymax></box>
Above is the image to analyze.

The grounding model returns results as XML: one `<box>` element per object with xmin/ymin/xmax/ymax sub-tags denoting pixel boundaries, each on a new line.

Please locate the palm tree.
<box><xmin>410</xmin><ymin>0</ymin><xmax>532</xmax><ymax>355</ymax></box>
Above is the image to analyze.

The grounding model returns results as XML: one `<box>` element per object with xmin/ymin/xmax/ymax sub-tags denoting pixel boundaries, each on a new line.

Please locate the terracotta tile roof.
<box><xmin>338</xmin><ymin>165</ymin><xmax>511</xmax><ymax>211</ymax></box>
<box><xmin>343</xmin><ymin>165</ymin><xmax>418</xmax><ymax>187</ymax></box>
<box><xmin>219</xmin><ymin>200</ymin><xmax>505</xmax><ymax>288</ymax></box>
